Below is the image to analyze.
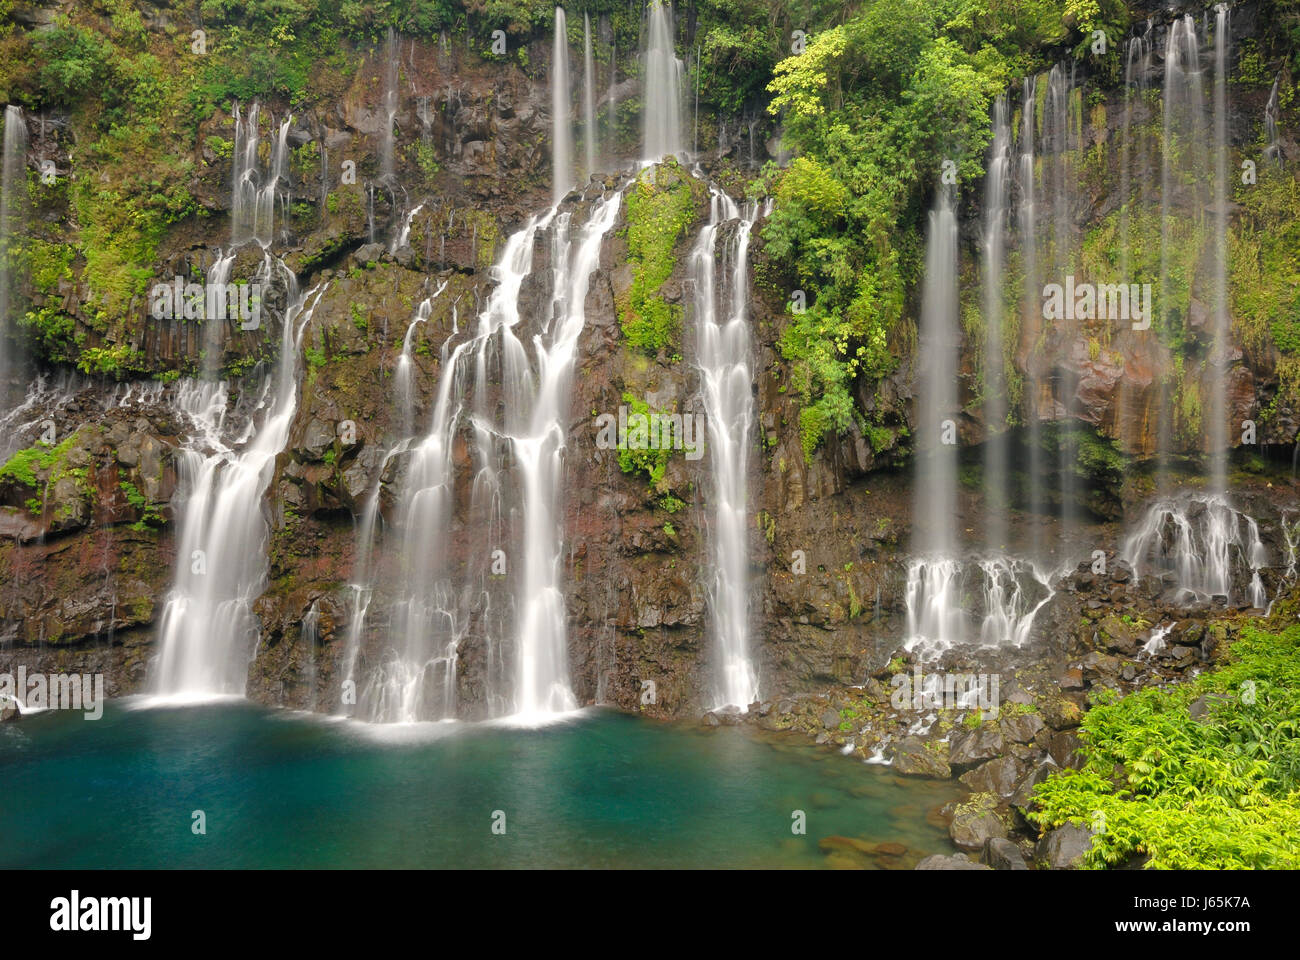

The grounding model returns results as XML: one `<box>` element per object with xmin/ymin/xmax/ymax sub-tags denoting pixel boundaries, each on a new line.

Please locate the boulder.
<box><xmin>981</xmin><ymin>837</ymin><xmax>1029</xmax><ymax>870</ymax></box>
<box><xmin>1035</xmin><ymin>823</ymin><xmax>1095</xmax><ymax>869</ymax></box>
<box><xmin>948</xmin><ymin>793</ymin><xmax>1007</xmax><ymax>851</ymax></box>
<box><xmin>1039</xmin><ymin>696</ymin><xmax>1084</xmax><ymax>729</ymax></box>
<box><xmin>1009</xmin><ymin>760</ymin><xmax>1058</xmax><ymax>814</ymax></box>
<box><xmin>948</xmin><ymin>726</ymin><xmax>1005</xmax><ymax>772</ymax></box>
<box><xmin>891</xmin><ymin>736</ymin><xmax>951</xmax><ymax>779</ymax></box>
<box><xmin>959</xmin><ymin>756</ymin><xmax>1023</xmax><ymax>798</ymax></box>
<box><xmin>999</xmin><ymin>709</ymin><xmax>1045</xmax><ymax>744</ymax></box>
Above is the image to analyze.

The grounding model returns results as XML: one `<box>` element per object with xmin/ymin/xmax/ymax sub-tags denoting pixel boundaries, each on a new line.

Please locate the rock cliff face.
<box><xmin>1</xmin><ymin>6</ymin><xmax>1298</xmax><ymax>732</ymax></box>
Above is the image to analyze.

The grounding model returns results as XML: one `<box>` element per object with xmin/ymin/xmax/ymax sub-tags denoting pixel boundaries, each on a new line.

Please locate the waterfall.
<box><xmin>976</xmin><ymin>558</ymin><xmax>1054</xmax><ymax>648</ymax></box>
<box><xmin>1122</xmin><ymin>495</ymin><xmax>1267</xmax><ymax>608</ymax></box>
<box><xmin>915</xmin><ymin>182</ymin><xmax>959</xmax><ymax>558</ymax></box>
<box><xmin>1158</xmin><ymin>14</ymin><xmax>1207</xmax><ymax>487</ymax></box>
<box><xmin>691</xmin><ymin>188</ymin><xmax>759</xmax><ymax>709</ymax></box>
<box><xmin>394</xmin><ymin>280</ymin><xmax>446</xmax><ymax>438</ymax></box>
<box><xmin>339</xmin><ymin>439</ymin><xmax>407</xmax><ymax>716</ymax></box>
<box><xmin>642</xmin><ymin>1</ymin><xmax>683</xmax><ymax>162</ymax></box>
<box><xmin>153</xmin><ymin>266</ymin><xmax>329</xmax><ymax>699</ymax></box>
<box><xmin>905</xmin><ymin>557</ymin><xmax>1051</xmax><ymax>659</ymax></box>
<box><xmin>1210</xmin><ymin>4</ymin><xmax>1230</xmax><ymax>494</ymax></box>
<box><xmin>232</xmin><ymin>103</ymin><xmax>292</xmax><ymax>247</ymax></box>
<box><xmin>512</xmin><ymin>190</ymin><xmax>622</xmax><ymax>718</ymax></box>
<box><xmin>380</xmin><ymin>27</ymin><xmax>399</xmax><ymax>185</ymax></box>
<box><xmin>904</xmin><ymin>559</ymin><xmax>964</xmax><ymax>658</ymax></box>
<box><xmin>905</xmin><ymin>183</ymin><xmax>961</xmax><ymax>654</ymax></box>
<box><xmin>301</xmin><ymin>601</ymin><xmax>320</xmax><ymax>710</ymax></box>
<box><xmin>1017</xmin><ymin>77</ymin><xmax>1045</xmax><ymax>557</ymax></box>
<box><xmin>0</xmin><ymin>105</ymin><xmax>27</xmax><ymax>397</ymax></box>
<box><xmin>552</xmin><ymin>7</ymin><xmax>575</xmax><ymax>203</ymax></box>
<box><xmin>1264</xmin><ymin>75</ymin><xmax>1283</xmax><ymax>166</ymax></box>
<box><xmin>1141</xmin><ymin>623</ymin><xmax>1173</xmax><ymax>657</ymax></box>
<box><xmin>1116</xmin><ymin>26</ymin><xmax>1153</xmax><ymax>460</ymax></box>
<box><xmin>982</xmin><ymin>94</ymin><xmax>1011</xmax><ymax>552</ymax></box>
<box><xmin>1042</xmin><ymin>63</ymin><xmax>1080</xmax><ymax>552</ymax></box>
<box><xmin>583</xmin><ymin>11</ymin><xmax>596</xmax><ymax>179</ymax></box>
<box><xmin>1119</xmin><ymin>25</ymin><xmax>1153</xmax><ymax>280</ymax></box>
<box><xmin>606</xmin><ymin>34</ymin><xmax>618</xmax><ymax>163</ymax></box>
<box><xmin>353</xmin><ymin>187</ymin><xmax>624</xmax><ymax>723</ymax></box>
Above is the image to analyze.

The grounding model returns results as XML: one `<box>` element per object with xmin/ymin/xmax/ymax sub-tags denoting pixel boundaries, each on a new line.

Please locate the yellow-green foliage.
<box><xmin>1031</xmin><ymin>619</ymin><xmax>1300</xmax><ymax>869</ymax></box>
<box><xmin>1231</xmin><ymin>169</ymin><xmax>1300</xmax><ymax>418</ymax></box>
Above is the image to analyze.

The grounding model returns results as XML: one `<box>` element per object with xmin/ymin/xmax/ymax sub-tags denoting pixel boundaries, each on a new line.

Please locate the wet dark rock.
<box><xmin>999</xmin><ymin>710</ymin><xmax>1045</xmax><ymax>744</ymax></box>
<box><xmin>948</xmin><ymin>726</ymin><xmax>1005</xmax><ymax>772</ymax></box>
<box><xmin>982</xmin><ymin>837</ymin><xmax>1029</xmax><ymax>870</ymax></box>
<box><xmin>1009</xmin><ymin>760</ymin><xmax>1057</xmax><ymax>814</ymax></box>
<box><xmin>1046</xmin><ymin>730</ymin><xmax>1084</xmax><ymax>769</ymax></box>
<box><xmin>891</xmin><ymin>736</ymin><xmax>951</xmax><ymax>779</ymax></box>
<box><xmin>959</xmin><ymin>755</ymin><xmax>1023</xmax><ymax>798</ymax></box>
<box><xmin>948</xmin><ymin>793</ymin><xmax>1007</xmax><ymax>851</ymax></box>
<box><xmin>1039</xmin><ymin>696</ymin><xmax>1084</xmax><ymax>730</ymax></box>
<box><xmin>1035</xmin><ymin>823</ymin><xmax>1096</xmax><ymax>869</ymax></box>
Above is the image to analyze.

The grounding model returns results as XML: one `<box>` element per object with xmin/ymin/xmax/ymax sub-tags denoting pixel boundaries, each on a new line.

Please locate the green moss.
<box><xmin>620</xmin><ymin>161</ymin><xmax>696</xmax><ymax>355</ymax></box>
<box><xmin>0</xmin><ymin>433</ymin><xmax>82</xmax><ymax>489</ymax></box>
<box><xmin>23</xmin><ymin>238</ymin><xmax>75</xmax><ymax>294</ymax></box>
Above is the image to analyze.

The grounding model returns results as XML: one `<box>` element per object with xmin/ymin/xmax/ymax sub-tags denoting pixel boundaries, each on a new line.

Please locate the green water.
<box><xmin>0</xmin><ymin>701</ymin><xmax>958</xmax><ymax>868</ymax></box>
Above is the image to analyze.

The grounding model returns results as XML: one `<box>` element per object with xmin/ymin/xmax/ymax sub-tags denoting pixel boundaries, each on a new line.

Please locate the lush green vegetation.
<box><xmin>1031</xmin><ymin>618</ymin><xmax>1300</xmax><ymax>869</ymax></box>
<box><xmin>619</xmin><ymin>161</ymin><xmax>698</xmax><ymax>356</ymax></box>
<box><xmin>760</xmin><ymin>0</ymin><xmax>1137</xmax><ymax>460</ymax></box>
<box><xmin>616</xmin><ymin>392</ymin><xmax>673</xmax><ymax>492</ymax></box>
<box><xmin>0</xmin><ymin>434</ymin><xmax>81</xmax><ymax>489</ymax></box>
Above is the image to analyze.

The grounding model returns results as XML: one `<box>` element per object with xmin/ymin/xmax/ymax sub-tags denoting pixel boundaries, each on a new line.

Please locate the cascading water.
<box><xmin>153</xmin><ymin>103</ymin><xmax>318</xmax><ymax>699</ymax></box>
<box><xmin>353</xmin><ymin>187</ymin><xmax>624</xmax><ymax>723</ymax></box>
<box><xmin>977</xmin><ymin>558</ymin><xmax>1054</xmax><ymax>648</ymax></box>
<box><xmin>1116</xmin><ymin>25</ymin><xmax>1153</xmax><ymax>458</ymax></box>
<box><xmin>552</xmin><ymin>8</ymin><xmax>575</xmax><ymax>203</ymax></box>
<box><xmin>906</xmin><ymin>182</ymin><xmax>961</xmax><ymax>654</ymax></box>
<box><xmin>1264</xmin><ymin>75</ymin><xmax>1283</xmax><ymax>166</ymax></box>
<box><xmin>1209</xmin><ymin>5</ymin><xmax>1232</xmax><ymax>496</ymax></box>
<box><xmin>583</xmin><ymin>11</ymin><xmax>596</xmax><ymax>180</ymax></box>
<box><xmin>1</xmin><ymin>105</ymin><xmax>27</xmax><ymax>396</ymax></box>
<box><xmin>153</xmin><ymin>272</ymin><xmax>329</xmax><ymax>698</ymax></box>
<box><xmin>1158</xmin><ymin>15</ymin><xmax>1207</xmax><ymax>488</ymax></box>
<box><xmin>982</xmin><ymin>94</ymin><xmax>1011</xmax><ymax>552</ymax></box>
<box><xmin>905</xmin><ymin>558</ymin><xmax>1052</xmax><ymax>660</ymax></box>
<box><xmin>1122</xmin><ymin>495</ymin><xmax>1268</xmax><ymax>608</ymax></box>
<box><xmin>642</xmin><ymin>1</ymin><xmax>683</xmax><ymax>162</ymax></box>
<box><xmin>1017</xmin><ymin>77</ymin><xmax>1046</xmax><ymax>558</ymax></box>
<box><xmin>513</xmin><ymin>193</ymin><xmax>623</xmax><ymax>718</ymax></box>
<box><xmin>394</xmin><ymin>281</ymin><xmax>447</xmax><ymax>438</ymax></box>
<box><xmin>232</xmin><ymin>103</ymin><xmax>292</xmax><ymax>247</ymax></box>
<box><xmin>1119</xmin><ymin>26</ymin><xmax>1151</xmax><ymax>280</ymax></box>
<box><xmin>691</xmin><ymin>187</ymin><xmax>759</xmax><ymax>709</ymax></box>
<box><xmin>380</xmin><ymin>27</ymin><xmax>399</xmax><ymax>185</ymax></box>
<box><xmin>1042</xmin><ymin>63</ymin><xmax>1081</xmax><ymax>553</ymax></box>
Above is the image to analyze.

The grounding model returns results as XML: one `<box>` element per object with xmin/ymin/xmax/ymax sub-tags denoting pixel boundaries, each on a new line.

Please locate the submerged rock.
<box><xmin>915</xmin><ymin>853</ymin><xmax>991</xmax><ymax>870</ymax></box>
